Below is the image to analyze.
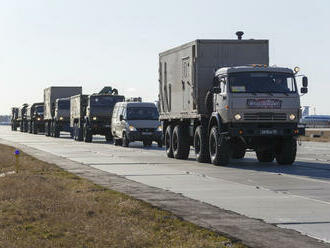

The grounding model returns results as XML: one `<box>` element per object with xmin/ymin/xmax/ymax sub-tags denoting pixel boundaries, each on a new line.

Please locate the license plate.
<box><xmin>260</xmin><ymin>129</ymin><xmax>278</xmax><ymax>135</ymax></box>
<box><xmin>142</xmin><ymin>132</ymin><xmax>152</xmax><ymax>135</ymax></box>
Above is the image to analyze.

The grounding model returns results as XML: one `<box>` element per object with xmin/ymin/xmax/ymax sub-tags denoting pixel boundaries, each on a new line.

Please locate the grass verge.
<box><xmin>0</xmin><ymin>144</ymin><xmax>245</xmax><ymax>248</ymax></box>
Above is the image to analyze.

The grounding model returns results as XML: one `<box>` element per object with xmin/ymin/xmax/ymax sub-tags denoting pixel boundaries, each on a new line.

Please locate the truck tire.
<box><xmin>77</xmin><ymin>126</ymin><xmax>83</xmax><ymax>141</ymax></box>
<box><xmin>275</xmin><ymin>138</ymin><xmax>297</xmax><ymax>165</ymax></box>
<box><xmin>256</xmin><ymin>150</ymin><xmax>274</xmax><ymax>162</ymax></box>
<box><xmin>194</xmin><ymin>125</ymin><xmax>210</xmax><ymax>163</ymax></box>
<box><xmin>232</xmin><ymin>141</ymin><xmax>246</xmax><ymax>159</ymax></box>
<box><xmin>165</xmin><ymin>125</ymin><xmax>174</xmax><ymax>158</ymax></box>
<box><xmin>45</xmin><ymin>122</ymin><xmax>49</xmax><ymax>136</ymax></box>
<box><xmin>32</xmin><ymin>121</ymin><xmax>37</xmax><ymax>134</ymax></box>
<box><xmin>54</xmin><ymin>122</ymin><xmax>60</xmax><ymax>138</ymax></box>
<box><xmin>83</xmin><ymin>124</ymin><xmax>92</xmax><ymax>143</ymax></box>
<box><xmin>172</xmin><ymin>125</ymin><xmax>190</xmax><ymax>160</ymax></box>
<box><xmin>105</xmin><ymin>133</ymin><xmax>113</xmax><ymax>143</ymax></box>
<box><xmin>209</xmin><ymin>126</ymin><xmax>230</xmax><ymax>166</ymax></box>
<box><xmin>157</xmin><ymin>140</ymin><xmax>163</xmax><ymax>148</ymax></box>
<box><xmin>122</xmin><ymin>132</ymin><xmax>129</xmax><ymax>147</ymax></box>
<box><xmin>114</xmin><ymin>138</ymin><xmax>122</xmax><ymax>146</ymax></box>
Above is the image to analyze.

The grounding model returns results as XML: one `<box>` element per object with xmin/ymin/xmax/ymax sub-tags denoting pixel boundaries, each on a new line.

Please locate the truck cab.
<box><xmin>208</xmin><ymin>65</ymin><xmax>308</xmax><ymax>165</ymax></box>
<box><xmin>26</xmin><ymin>103</ymin><xmax>44</xmax><ymax>134</ymax></box>
<box><xmin>51</xmin><ymin>97</ymin><xmax>71</xmax><ymax>137</ymax></box>
<box><xmin>11</xmin><ymin>107</ymin><xmax>19</xmax><ymax>131</ymax></box>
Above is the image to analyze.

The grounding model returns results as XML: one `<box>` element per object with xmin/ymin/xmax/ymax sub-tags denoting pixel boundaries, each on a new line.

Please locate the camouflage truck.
<box><xmin>159</xmin><ymin>32</ymin><xmax>308</xmax><ymax>166</ymax></box>
<box><xmin>70</xmin><ymin>87</ymin><xmax>125</xmax><ymax>142</ymax></box>
<box><xmin>43</xmin><ymin>86</ymin><xmax>82</xmax><ymax>137</ymax></box>
<box><xmin>26</xmin><ymin>103</ymin><xmax>44</xmax><ymax>134</ymax></box>
<box><xmin>11</xmin><ymin>107</ymin><xmax>19</xmax><ymax>131</ymax></box>
<box><xmin>17</xmin><ymin>104</ymin><xmax>29</xmax><ymax>132</ymax></box>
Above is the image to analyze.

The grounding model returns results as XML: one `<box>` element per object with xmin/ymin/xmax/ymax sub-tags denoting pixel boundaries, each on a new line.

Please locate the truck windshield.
<box><xmin>58</xmin><ymin>100</ymin><xmax>70</xmax><ymax>110</ymax></box>
<box><xmin>91</xmin><ymin>96</ymin><xmax>121</xmax><ymax>107</ymax></box>
<box><xmin>126</xmin><ymin>107</ymin><xmax>159</xmax><ymax>120</ymax></box>
<box><xmin>36</xmin><ymin>106</ymin><xmax>44</xmax><ymax>113</ymax></box>
<box><xmin>228</xmin><ymin>72</ymin><xmax>297</xmax><ymax>94</ymax></box>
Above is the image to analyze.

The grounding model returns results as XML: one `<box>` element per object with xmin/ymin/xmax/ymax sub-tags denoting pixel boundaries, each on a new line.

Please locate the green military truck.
<box><xmin>26</xmin><ymin>103</ymin><xmax>44</xmax><ymax>134</ymax></box>
<box><xmin>11</xmin><ymin>107</ymin><xmax>19</xmax><ymax>131</ymax></box>
<box><xmin>159</xmin><ymin>32</ymin><xmax>308</xmax><ymax>166</ymax></box>
<box><xmin>44</xmin><ymin>86</ymin><xmax>82</xmax><ymax>137</ymax></box>
<box><xmin>70</xmin><ymin>87</ymin><xmax>125</xmax><ymax>142</ymax></box>
<box><xmin>17</xmin><ymin>104</ymin><xmax>29</xmax><ymax>132</ymax></box>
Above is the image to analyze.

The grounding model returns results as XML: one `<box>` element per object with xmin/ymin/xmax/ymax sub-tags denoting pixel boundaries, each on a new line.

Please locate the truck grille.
<box><xmin>137</xmin><ymin>128</ymin><xmax>156</xmax><ymax>132</ymax></box>
<box><xmin>244</xmin><ymin>113</ymin><xmax>287</xmax><ymax>121</ymax></box>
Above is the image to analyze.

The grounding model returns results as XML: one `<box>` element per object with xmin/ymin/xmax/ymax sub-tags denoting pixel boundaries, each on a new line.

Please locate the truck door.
<box><xmin>182</xmin><ymin>57</ymin><xmax>192</xmax><ymax>111</ymax></box>
<box><xmin>215</xmin><ymin>77</ymin><xmax>229</xmax><ymax>116</ymax></box>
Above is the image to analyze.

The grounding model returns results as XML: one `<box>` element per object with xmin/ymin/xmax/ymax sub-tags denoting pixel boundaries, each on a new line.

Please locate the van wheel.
<box><xmin>194</xmin><ymin>125</ymin><xmax>210</xmax><ymax>163</ymax></box>
<box><xmin>172</xmin><ymin>125</ymin><xmax>190</xmax><ymax>160</ymax></box>
<box><xmin>209</xmin><ymin>126</ymin><xmax>230</xmax><ymax>166</ymax></box>
<box><xmin>165</xmin><ymin>125</ymin><xmax>174</xmax><ymax>158</ymax></box>
<box><xmin>122</xmin><ymin>133</ymin><xmax>129</xmax><ymax>147</ymax></box>
<box><xmin>275</xmin><ymin>138</ymin><xmax>297</xmax><ymax>165</ymax></box>
<box><xmin>256</xmin><ymin>150</ymin><xmax>274</xmax><ymax>162</ymax></box>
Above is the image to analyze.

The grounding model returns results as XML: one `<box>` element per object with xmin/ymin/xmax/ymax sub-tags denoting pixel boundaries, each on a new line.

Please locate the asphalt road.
<box><xmin>1</xmin><ymin>126</ymin><xmax>330</xmax><ymax>244</ymax></box>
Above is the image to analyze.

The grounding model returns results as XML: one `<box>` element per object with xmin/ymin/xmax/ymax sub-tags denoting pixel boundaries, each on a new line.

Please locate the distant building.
<box><xmin>0</xmin><ymin>115</ymin><xmax>10</xmax><ymax>125</ymax></box>
<box><xmin>301</xmin><ymin>115</ymin><xmax>330</xmax><ymax>128</ymax></box>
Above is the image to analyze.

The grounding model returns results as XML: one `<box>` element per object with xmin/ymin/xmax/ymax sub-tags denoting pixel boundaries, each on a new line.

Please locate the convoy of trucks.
<box><xmin>10</xmin><ymin>32</ymin><xmax>309</xmax><ymax>166</ymax></box>
<box><xmin>159</xmin><ymin>33</ymin><xmax>307</xmax><ymax>166</ymax></box>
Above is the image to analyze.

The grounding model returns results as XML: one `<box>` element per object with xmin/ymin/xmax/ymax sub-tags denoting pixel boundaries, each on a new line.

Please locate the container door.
<box><xmin>182</xmin><ymin>57</ymin><xmax>192</xmax><ymax>111</ymax></box>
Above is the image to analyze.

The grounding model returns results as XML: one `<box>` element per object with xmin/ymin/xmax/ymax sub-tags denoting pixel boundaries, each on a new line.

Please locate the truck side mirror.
<box><xmin>213</xmin><ymin>87</ymin><xmax>221</xmax><ymax>94</ymax></box>
<box><xmin>119</xmin><ymin>115</ymin><xmax>124</xmax><ymax>121</ymax></box>
<box><xmin>301</xmin><ymin>87</ymin><xmax>308</xmax><ymax>94</ymax></box>
<box><xmin>302</xmin><ymin>76</ymin><xmax>308</xmax><ymax>87</ymax></box>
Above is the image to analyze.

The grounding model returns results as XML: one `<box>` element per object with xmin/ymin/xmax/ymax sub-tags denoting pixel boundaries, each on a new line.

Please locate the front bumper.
<box><xmin>228</xmin><ymin>123</ymin><xmax>305</xmax><ymax>137</ymax></box>
<box><xmin>127</xmin><ymin>131</ymin><xmax>162</xmax><ymax>142</ymax></box>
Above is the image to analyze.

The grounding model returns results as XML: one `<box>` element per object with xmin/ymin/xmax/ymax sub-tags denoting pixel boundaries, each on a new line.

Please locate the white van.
<box><xmin>111</xmin><ymin>102</ymin><xmax>162</xmax><ymax>147</ymax></box>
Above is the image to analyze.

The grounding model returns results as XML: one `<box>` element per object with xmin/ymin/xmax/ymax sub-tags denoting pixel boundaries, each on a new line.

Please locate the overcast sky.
<box><xmin>0</xmin><ymin>0</ymin><xmax>329</xmax><ymax>115</ymax></box>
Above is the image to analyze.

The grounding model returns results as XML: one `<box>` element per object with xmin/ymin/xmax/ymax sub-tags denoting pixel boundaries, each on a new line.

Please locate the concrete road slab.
<box><xmin>1</xmin><ymin>126</ymin><xmax>330</xmax><ymax>245</ymax></box>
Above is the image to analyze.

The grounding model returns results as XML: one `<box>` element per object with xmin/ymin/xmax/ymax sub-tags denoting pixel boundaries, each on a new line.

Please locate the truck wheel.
<box><xmin>165</xmin><ymin>125</ymin><xmax>174</xmax><ymax>158</ymax></box>
<box><xmin>77</xmin><ymin>127</ymin><xmax>83</xmax><ymax>141</ymax></box>
<box><xmin>157</xmin><ymin>140</ymin><xmax>163</xmax><ymax>148</ymax></box>
<box><xmin>83</xmin><ymin>124</ymin><xmax>92</xmax><ymax>143</ymax></box>
<box><xmin>209</xmin><ymin>126</ymin><xmax>230</xmax><ymax>166</ymax></box>
<box><xmin>256</xmin><ymin>150</ymin><xmax>274</xmax><ymax>162</ymax></box>
<box><xmin>231</xmin><ymin>147</ymin><xmax>245</xmax><ymax>159</ymax></box>
<box><xmin>122</xmin><ymin>133</ymin><xmax>129</xmax><ymax>147</ymax></box>
<box><xmin>32</xmin><ymin>121</ymin><xmax>37</xmax><ymax>134</ymax></box>
<box><xmin>275</xmin><ymin>138</ymin><xmax>297</xmax><ymax>165</ymax></box>
<box><xmin>114</xmin><ymin>138</ymin><xmax>122</xmax><ymax>146</ymax></box>
<box><xmin>54</xmin><ymin>122</ymin><xmax>60</xmax><ymax>138</ymax></box>
<box><xmin>172</xmin><ymin>125</ymin><xmax>190</xmax><ymax>160</ymax></box>
<box><xmin>105</xmin><ymin>133</ymin><xmax>113</xmax><ymax>143</ymax></box>
<box><xmin>143</xmin><ymin>140</ymin><xmax>152</xmax><ymax>147</ymax></box>
<box><xmin>194</xmin><ymin>125</ymin><xmax>210</xmax><ymax>163</ymax></box>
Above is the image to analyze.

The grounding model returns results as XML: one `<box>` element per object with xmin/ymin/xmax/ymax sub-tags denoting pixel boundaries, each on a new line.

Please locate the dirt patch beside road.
<box><xmin>300</xmin><ymin>130</ymin><xmax>330</xmax><ymax>142</ymax></box>
<box><xmin>0</xmin><ymin>144</ymin><xmax>244</xmax><ymax>248</ymax></box>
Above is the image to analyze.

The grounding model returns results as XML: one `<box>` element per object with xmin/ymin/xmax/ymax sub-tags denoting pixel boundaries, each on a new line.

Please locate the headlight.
<box><xmin>289</xmin><ymin>114</ymin><xmax>296</xmax><ymax>120</ymax></box>
<box><xmin>59</xmin><ymin>117</ymin><xmax>64</xmax><ymax>121</ymax></box>
<box><xmin>92</xmin><ymin>117</ymin><xmax>97</xmax><ymax>121</ymax></box>
<box><xmin>157</xmin><ymin>125</ymin><xmax>162</xmax><ymax>132</ymax></box>
<box><xmin>128</xmin><ymin>125</ymin><xmax>137</xmax><ymax>131</ymax></box>
<box><xmin>234</xmin><ymin>114</ymin><xmax>242</xmax><ymax>121</ymax></box>
<box><xmin>37</xmin><ymin>117</ymin><xmax>41</xmax><ymax>121</ymax></box>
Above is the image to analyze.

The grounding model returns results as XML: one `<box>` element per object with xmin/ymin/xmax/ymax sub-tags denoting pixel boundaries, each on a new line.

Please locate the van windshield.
<box><xmin>126</xmin><ymin>107</ymin><xmax>159</xmax><ymax>120</ymax></box>
<box><xmin>228</xmin><ymin>72</ymin><xmax>297</xmax><ymax>94</ymax></box>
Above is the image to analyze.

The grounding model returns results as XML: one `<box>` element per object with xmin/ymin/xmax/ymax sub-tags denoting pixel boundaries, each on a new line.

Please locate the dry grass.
<box><xmin>300</xmin><ymin>130</ymin><xmax>330</xmax><ymax>142</ymax></box>
<box><xmin>0</xmin><ymin>144</ymin><xmax>244</xmax><ymax>248</ymax></box>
